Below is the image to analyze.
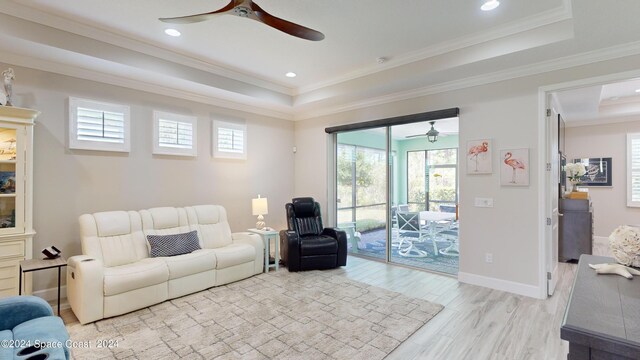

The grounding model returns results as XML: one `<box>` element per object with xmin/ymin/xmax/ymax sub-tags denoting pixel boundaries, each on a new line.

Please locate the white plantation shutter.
<box><xmin>628</xmin><ymin>133</ymin><xmax>640</xmax><ymax>206</ymax></box>
<box><xmin>76</xmin><ymin>107</ymin><xmax>125</xmax><ymax>143</ymax></box>
<box><xmin>69</xmin><ymin>98</ymin><xmax>130</xmax><ymax>152</ymax></box>
<box><xmin>213</xmin><ymin>120</ymin><xmax>246</xmax><ymax>159</ymax></box>
<box><xmin>217</xmin><ymin>128</ymin><xmax>244</xmax><ymax>153</ymax></box>
<box><xmin>158</xmin><ymin>120</ymin><xmax>192</xmax><ymax>148</ymax></box>
<box><xmin>153</xmin><ymin>111</ymin><xmax>197</xmax><ymax>156</ymax></box>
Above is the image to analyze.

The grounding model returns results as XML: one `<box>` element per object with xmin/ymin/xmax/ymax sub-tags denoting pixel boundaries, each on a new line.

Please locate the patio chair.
<box><xmin>337</xmin><ymin>222</ymin><xmax>361</xmax><ymax>253</ymax></box>
<box><xmin>396</xmin><ymin>211</ymin><xmax>435</xmax><ymax>257</ymax></box>
<box><xmin>438</xmin><ymin>229</ymin><xmax>459</xmax><ymax>256</ymax></box>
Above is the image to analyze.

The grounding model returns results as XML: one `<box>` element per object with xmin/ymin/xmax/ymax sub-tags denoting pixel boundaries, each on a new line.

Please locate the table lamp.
<box><xmin>252</xmin><ymin>195</ymin><xmax>268</xmax><ymax>230</ymax></box>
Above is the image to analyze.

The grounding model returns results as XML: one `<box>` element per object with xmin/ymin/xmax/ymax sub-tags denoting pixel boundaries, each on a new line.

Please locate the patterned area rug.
<box><xmin>66</xmin><ymin>269</ymin><xmax>443</xmax><ymax>359</ymax></box>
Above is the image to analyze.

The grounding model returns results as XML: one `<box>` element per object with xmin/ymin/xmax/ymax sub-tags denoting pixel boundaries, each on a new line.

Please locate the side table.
<box><xmin>247</xmin><ymin>229</ymin><xmax>279</xmax><ymax>273</ymax></box>
<box><xmin>19</xmin><ymin>257</ymin><xmax>67</xmax><ymax>315</ymax></box>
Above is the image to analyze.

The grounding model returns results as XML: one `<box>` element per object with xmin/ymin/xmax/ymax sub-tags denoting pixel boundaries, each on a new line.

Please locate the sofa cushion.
<box><xmin>213</xmin><ymin>244</ymin><xmax>255</xmax><ymax>269</ymax></box>
<box><xmin>93</xmin><ymin>211</ymin><xmax>132</xmax><ymax>237</ymax></box>
<box><xmin>185</xmin><ymin>205</ymin><xmax>233</xmax><ymax>248</ymax></box>
<box><xmin>147</xmin><ymin>231</ymin><xmax>201</xmax><ymax>257</ymax></box>
<box><xmin>144</xmin><ymin>207</ymin><xmax>186</xmax><ymax>229</ymax></box>
<box><xmin>163</xmin><ymin>249</ymin><xmax>216</xmax><ymax>280</ymax></box>
<box><xmin>80</xmin><ymin>211</ymin><xmax>148</xmax><ymax>267</ymax></box>
<box><xmin>104</xmin><ymin>258</ymin><xmax>169</xmax><ymax>296</ymax></box>
<box><xmin>300</xmin><ymin>235</ymin><xmax>338</xmax><ymax>256</ymax></box>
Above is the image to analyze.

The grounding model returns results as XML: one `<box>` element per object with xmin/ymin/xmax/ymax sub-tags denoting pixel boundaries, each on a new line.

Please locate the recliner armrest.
<box><xmin>231</xmin><ymin>232</ymin><xmax>265</xmax><ymax>274</ymax></box>
<box><xmin>322</xmin><ymin>227</ymin><xmax>348</xmax><ymax>267</ymax></box>
<box><xmin>67</xmin><ymin>255</ymin><xmax>105</xmax><ymax>324</ymax></box>
<box><xmin>321</xmin><ymin>227</ymin><xmax>346</xmax><ymax>240</ymax></box>
<box><xmin>280</xmin><ymin>230</ymin><xmax>301</xmax><ymax>272</ymax></box>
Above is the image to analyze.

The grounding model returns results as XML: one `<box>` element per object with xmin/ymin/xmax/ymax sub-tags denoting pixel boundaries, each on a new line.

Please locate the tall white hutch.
<box><xmin>0</xmin><ymin>106</ymin><xmax>37</xmax><ymax>297</ymax></box>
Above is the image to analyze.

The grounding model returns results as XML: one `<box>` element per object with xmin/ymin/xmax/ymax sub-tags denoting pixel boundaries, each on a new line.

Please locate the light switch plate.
<box><xmin>475</xmin><ymin>197</ymin><xmax>494</xmax><ymax>207</ymax></box>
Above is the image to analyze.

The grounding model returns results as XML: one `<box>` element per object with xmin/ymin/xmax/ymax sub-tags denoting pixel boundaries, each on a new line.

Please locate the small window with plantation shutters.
<box><xmin>213</xmin><ymin>120</ymin><xmax>246</xmax><ymax>159</ymax></box>
<box><xmin>69</xmin><ymin>97</ymin><xmax>130</xmax><ymax>152</ymax></box>
<box><xmin>153</xmin><ymin>111</ymin><xmax>197</xmax><ymax>157</ymax></box>
<box><xmin>627</xmin><ymin>133</ymin><xmax>640</xmax><ymax>207</ymax></box>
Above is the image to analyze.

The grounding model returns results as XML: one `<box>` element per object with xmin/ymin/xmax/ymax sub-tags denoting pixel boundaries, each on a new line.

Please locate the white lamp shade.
<box><xmin>252</xmin><ymin>197</ymin><xmax>268</xmax><ymax>216</ymax></box>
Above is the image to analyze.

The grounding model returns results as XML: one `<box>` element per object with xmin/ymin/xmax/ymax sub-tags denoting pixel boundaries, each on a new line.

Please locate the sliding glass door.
<box><xmin>337</xmin><ymin>129</ymin><xmax>387</xmax><ymax>260</ymax></box>
<box><xmin>334</xmin><ymin>116</ymin><xmax>460</xmax><ymax>275</ymax></box>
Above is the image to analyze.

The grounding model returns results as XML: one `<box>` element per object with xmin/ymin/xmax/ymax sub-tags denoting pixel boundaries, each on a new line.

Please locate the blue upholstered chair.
<box><xmin>0</xmin><ymin>296</ymin><xmax>70</xmax><ymax>360</ymax></box>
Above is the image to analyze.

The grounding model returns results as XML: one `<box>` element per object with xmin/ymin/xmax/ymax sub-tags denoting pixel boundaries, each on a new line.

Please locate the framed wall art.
<box><xmin>466</xmin><ymin>139</ymin><xmax>492</xmax><ymax>174</ymax></box>
<box><xmin>572</xmin><ymin>157</ymin><xmax>612</xmax><ymax>187</ymax></box>
<box><xmin>500</xmin><ymin>148</ymin><xmax>529</xmax><ymax>186</ymax></box>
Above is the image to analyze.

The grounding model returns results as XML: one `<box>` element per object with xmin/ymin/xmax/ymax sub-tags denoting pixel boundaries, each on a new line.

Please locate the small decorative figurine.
<box><xmin>2</xmin><ymin>68</ymin><xmax>15</xmax><ymax>107</ymax></box>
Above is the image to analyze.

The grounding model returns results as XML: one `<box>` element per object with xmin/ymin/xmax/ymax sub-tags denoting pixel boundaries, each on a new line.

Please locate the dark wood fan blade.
<box><xmin>250</xmin><ymin>2</ymin><xmax>324</xmax><ymax>41</ymax></box>
<box><xmin>159</xmin><ymin>0</ymin><xmax>236</xmax><ymax>24</ymax></box>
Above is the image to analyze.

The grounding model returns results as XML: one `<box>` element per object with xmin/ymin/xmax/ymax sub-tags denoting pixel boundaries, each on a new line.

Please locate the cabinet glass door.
<box><xmin>0</xmin><ymin>127</ymin><xmax>24</xmax><ymax>234</ymax></box>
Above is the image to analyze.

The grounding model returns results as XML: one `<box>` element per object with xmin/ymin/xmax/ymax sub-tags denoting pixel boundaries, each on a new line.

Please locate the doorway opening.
<box><xmin>542</xmin><ymin>73</ymin><xmax>640</xmax><ymax>296</ymax></box>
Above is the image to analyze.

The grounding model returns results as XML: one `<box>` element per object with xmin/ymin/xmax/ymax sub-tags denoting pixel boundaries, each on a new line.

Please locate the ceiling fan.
<box><xmin>405</xmin><ymin>121</ymin><xmax>455</xmax><ymax>143</ymax></box>
<box><xmin>159</xmin><ymin>0</ymin><xmax>325</xmax><ymax>41</ymax></box>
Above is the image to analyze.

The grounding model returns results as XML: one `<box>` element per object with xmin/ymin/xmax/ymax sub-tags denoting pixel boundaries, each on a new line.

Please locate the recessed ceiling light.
<box><xmin>285</xmin><ymin>72</ymin><xmax>297</xmax><ymax>78</ymax></box>
<box><xmin>164</xmin><ymin>28</ymin><xmax>181</xmax><ymax>37</ymax></box>
<box><xmin>481</xmin><ymin>0</ymin><xmax>500</xmax><ymax>11</ymax></box>
<box><xmin>635</xmin><ymin>88</ymin><xmax>640</xmax><ymax>93</ymax></box>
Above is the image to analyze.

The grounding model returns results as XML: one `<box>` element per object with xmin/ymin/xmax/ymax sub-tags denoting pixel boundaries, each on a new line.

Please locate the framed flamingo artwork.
<box><xmin>500</xmin><ymin>148</ymin><xmax>529</xmax><ymax>186</ymax></box>
<box><xmin>466</xmin><ymin>139</ymin><xmax>492</xmax><ymax>174</ymax></box>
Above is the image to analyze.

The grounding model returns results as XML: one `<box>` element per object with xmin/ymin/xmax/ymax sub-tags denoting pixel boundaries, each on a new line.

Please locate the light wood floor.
<box><xmin>60</xmin><ymin>257</ymin><xmax>577</xmax><ymax>359</ymax></box>
<box><xmin>333</xmin><ymin>256</ymin><xmax>576</xmax><ymax>360</ymax></box>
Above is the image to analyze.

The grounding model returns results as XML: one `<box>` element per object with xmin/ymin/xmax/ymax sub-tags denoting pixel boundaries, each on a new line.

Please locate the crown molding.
<box><xmin>295</xmin><ymin>0</ymin><xmax>573</xmax><ymax>95</ymax></box>
<box><xmin>1</xmin><ymin>0</ymin><xmax>572</xmax><ymax>99</ymax></box>
<box><xmin>0</xmin><ymin>51</ymin><xmax>295</xmax><ymax>120</ymax></box>
<box><xmin>565</xmin><ymin>114</ymin><xmax>640</xmax><ymax>128</ymax></box>
<box><xmin>293</xmin><ymin>40</ymin><xmax>640</xmax><ymax>120</ymax></box>
<box><xmin>0</xmin><ymin>1</ymin><xmax>295</xmax><ymax>97</ymax></box>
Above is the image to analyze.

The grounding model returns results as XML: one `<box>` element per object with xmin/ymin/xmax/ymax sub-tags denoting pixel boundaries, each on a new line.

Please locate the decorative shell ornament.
<box><xmin>589</xmin><ymin>263</ymin><xmax>640</xmax><ymax>279</ymax></box>
<box><xmin>609</xmin><ymin>225</ymin><xmax>640</xmax><ymax>267</ymax></box>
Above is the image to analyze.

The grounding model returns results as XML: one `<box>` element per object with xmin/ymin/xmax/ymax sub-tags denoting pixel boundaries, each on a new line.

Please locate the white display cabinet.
<box><xmin>0</xmin><ymin>106</ymin><xmax>37</xmax><ymax>298</ymax></box>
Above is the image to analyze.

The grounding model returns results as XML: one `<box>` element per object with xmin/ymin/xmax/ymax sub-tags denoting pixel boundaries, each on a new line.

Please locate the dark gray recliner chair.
<box><xmin>280</xmin><ymin>197</ymin><xmax>347</xmax><ymax>272</ymax></box>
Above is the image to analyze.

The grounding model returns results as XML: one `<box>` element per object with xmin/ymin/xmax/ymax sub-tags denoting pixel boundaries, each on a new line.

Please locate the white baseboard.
<box><xmin>32</xmin><ymin>285</ymin><xmax>70</xmax><ymax>310</ymax></box>
<box><xmin>458</xmin><ymin>272</ymin><xmax>544</xmax><ymax>299</ymax></box>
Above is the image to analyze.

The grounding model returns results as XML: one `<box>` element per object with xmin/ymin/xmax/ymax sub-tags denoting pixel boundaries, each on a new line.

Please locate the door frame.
<box><xmin>537</xmin><ymin>68</ymin><xmax>640</xmax><ymax>299</ymax></box>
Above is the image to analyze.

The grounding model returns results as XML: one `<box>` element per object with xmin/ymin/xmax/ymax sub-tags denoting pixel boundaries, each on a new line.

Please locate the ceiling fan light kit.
<box><xmin>159</xmin><ymin>0</ymin><xmax>325</xmax><ymax>41</ymax></box>
<box><xmin>426</xmin><ymin>121</ymin><xmax>439</xmax><ymax>143</ymax></box>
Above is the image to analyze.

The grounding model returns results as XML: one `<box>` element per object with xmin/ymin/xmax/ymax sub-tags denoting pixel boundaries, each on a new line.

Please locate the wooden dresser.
<box><xmin>561</xmin><ymin>255</ymin><xmax>640</xmax><ymax>359</ymax></box>
<box><xmin>559</xmin><ymin>198</ymin><xmax>593</xmax><ymax>262</ymax></box>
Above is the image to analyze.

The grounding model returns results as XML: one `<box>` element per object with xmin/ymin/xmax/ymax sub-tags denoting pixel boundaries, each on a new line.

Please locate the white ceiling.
<box><xmin>1</xmin><ymin>0</ymin><xmax>640</xmax><ymax>120</ymax></box>
<box><xmin>553</xmin><ymin>78</ymin><xmax>640</xmax><ymax>126</ymax></box>
<box><xmin>11</xmin><ymin>0</ymin><xmax>563</xmax><ymax>88</ymax></box>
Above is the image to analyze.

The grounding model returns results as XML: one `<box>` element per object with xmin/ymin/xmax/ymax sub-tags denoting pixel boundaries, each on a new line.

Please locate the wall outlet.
<box><xmin>475</xmin><ymin>197</ymin><xmax>494</xmax><ymax>207</ymax></box>
<box><xmin>485</xmin><ymin>253</ymin><xmax>493</xmax><ymax>263</ymax></box>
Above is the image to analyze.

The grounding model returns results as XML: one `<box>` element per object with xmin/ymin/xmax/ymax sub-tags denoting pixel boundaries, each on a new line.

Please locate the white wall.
<box><xmin>565</xmin><ymin>118</ymin><xmax>640</xmax><ymax>237</ymax></box>
<box><xmin>3</xmin><ymin>63</ymin><xmax>295</xmax><ymax>291</ymax></box>
<box><xmin>294</xmin><ymin>55</ymin><xmax>640</xmax><ymax>297</ymax></box>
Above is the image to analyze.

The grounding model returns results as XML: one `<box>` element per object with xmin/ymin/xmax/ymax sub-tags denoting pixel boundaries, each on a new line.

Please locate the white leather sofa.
<box><xmin>67</xmin><ymin>205</ymin><xmax>263</xmax><ymax>324</ymax></box>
